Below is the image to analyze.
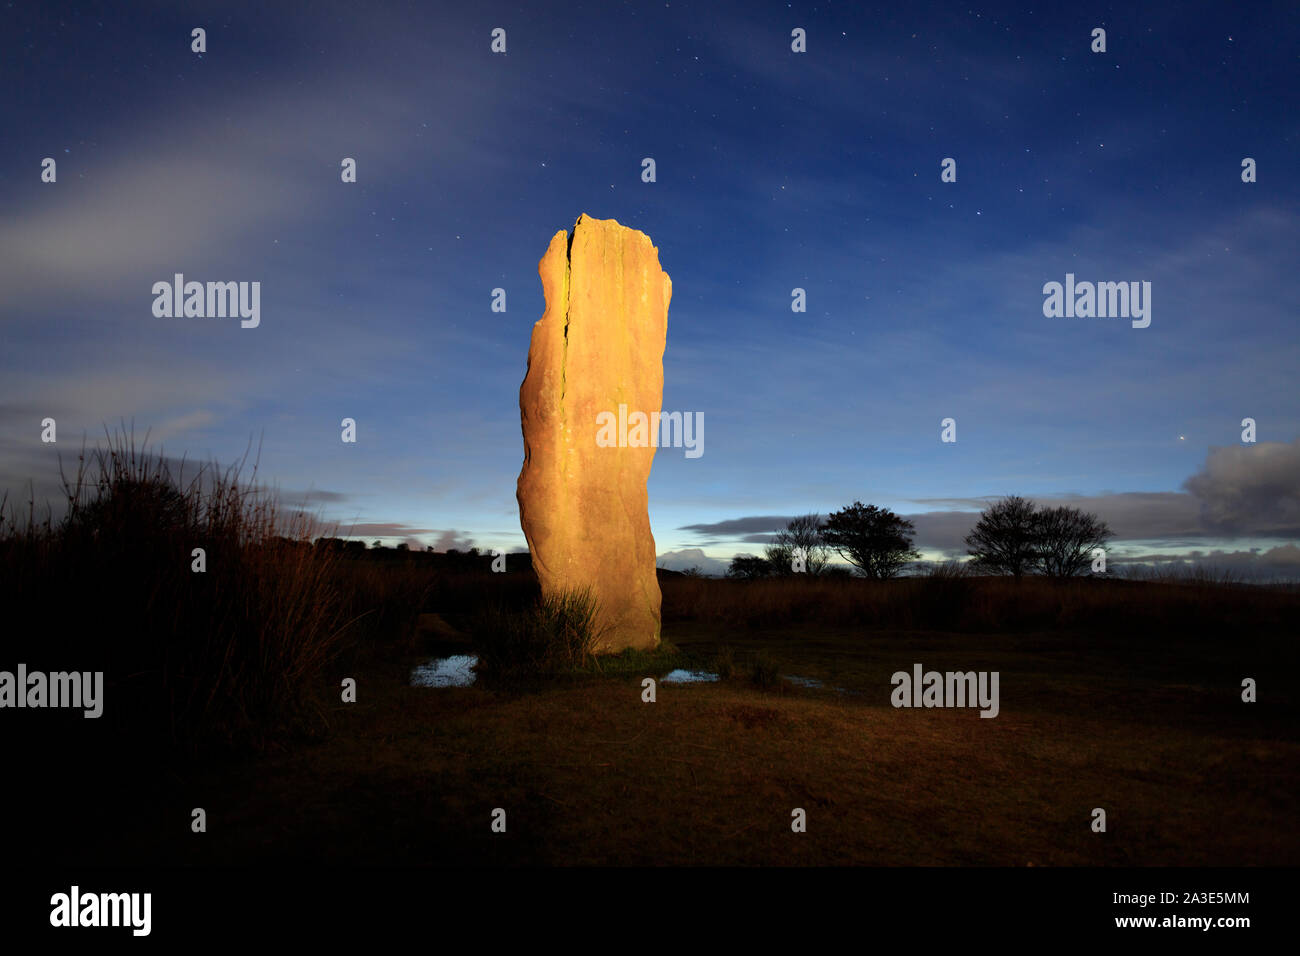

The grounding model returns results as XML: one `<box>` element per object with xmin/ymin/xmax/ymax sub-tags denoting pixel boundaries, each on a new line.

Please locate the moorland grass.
<box><xmin>470</xmin><ymin>586</ymin><xmax>607</xmax><ymax>679</ymax></box>
<box><xmin>6</xmin><ymin>439</ymin><xmax>1297</xmax><ymax>865</ymax></box>
<box><xmin>0</xmin><ymin>432</ymin><xmax>429</xmax><ymax>754</ymax></box>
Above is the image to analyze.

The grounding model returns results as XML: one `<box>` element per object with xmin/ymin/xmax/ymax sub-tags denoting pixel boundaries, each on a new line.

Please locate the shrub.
<box><xmin>713</xmin><ymin>644</ymin><xmax>736</xmax><ymax>680</ymax></box>
<box><xmin>657</xmin><ymin>567</ymin><xmax>1299</xmax><ymax>638</ymax></box>
<box><xmin>470</xmin><ymin>586</ymin><xmax>605</xmax><ymax>678</ymax></box>
<box><xmin>0</xmin><ymin>432</ymin><xmax>356</xmax><ymax>754</ymax></box>
<box><xmin>727</xmin><ymin>555</ymin><xmax>772</xmax><ymax>579</ymax></box>
<box><xmin>750</xmin><ymin>651</ymin><xmax>780</xmax><ymax>688</ymax></box>
<box><xmin>912</xmin><ymin>560</ymin><xmax>976</xmax><ymax>629</ymax></box>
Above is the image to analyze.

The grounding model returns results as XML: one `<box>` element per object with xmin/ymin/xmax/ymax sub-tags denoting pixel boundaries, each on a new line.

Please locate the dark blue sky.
<box><xmin>3</xmin><ymin>1</ymin><xmax>1298</xmax><ymax>575</ymax></box>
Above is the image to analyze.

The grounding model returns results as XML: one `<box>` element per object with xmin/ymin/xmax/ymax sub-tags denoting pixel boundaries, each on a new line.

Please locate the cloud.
<box><xmin>276</xmin><ymin>488</ymin><xmax>351</xmax><ymax>507</ymax></box>
<box><xmin>336</xmin><ymin>522</ymin><xmax>440</xmax><ymax>539</ymax></box>
<box><xmin>0</xmin><ymin>10</ymin><xmax>507</xmax><ymax>313</ymax></box>
<box><xmin>656</xmin><ymin>548</ymin><xmax>730</xmax><ymax>576</ymax></box>
<box><xmin>682</xmin><ymin>492</ymin><xmax>1212</xmax><ymax>555</ymax></box>
<box><xmin>428</xmin><ymin>530</ymin><xmax>476</xmax><ymax>552</ymax></box>
<box><xmin>1115</xmin><ymin>544</ymin><xmax>1300</xmax><ymax>581</ymax></box>
<box><xmin>906</xmin><ymin>493</ymin><xmax>1206</xmax><ymax>552</ymax></box>
<box><xmin>678</xmin><ymin>515</ymin><xmax>805</xmax><ymax>535</ymax></box>
<box><xmin>150</xmin><ymin>411</ymin><xmax>218</xmax><ymax>444</ymax></box>
<box><xmin>906</xmin><ymin>496</ymin><xmax>1001</xmax><ymax>509</ymax></box>
<box><xmin>329</xmin><ymin>527</ymin><xmax>476</xmax><ymax>553</ymax></box>
<box><xmin>674</xmin><ymin>439</ymin><xmax>1300</xmax><ymax>558</ymax></box>
<box><xmin>1183</xmin><ymin>439</ymin><xmax>1300</xmax><ymax>535</ymax></box>
<box><xmin>905</xmin><ymin>511</ymin><xmax>988</xmax><ymax>552</ymax></box>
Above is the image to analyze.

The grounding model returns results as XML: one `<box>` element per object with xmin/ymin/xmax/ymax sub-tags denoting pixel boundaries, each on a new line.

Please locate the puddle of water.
<box><xmin>661</xmin><ymin>669</ymin><xmax>850</xmax><ymax>693</ymax></box>
<box><xmin>409</xmin><ymin>657</ymin><xmax>852</xmax><ymax>695</ymax></box>
<box><xmin>780</xmin><ymin>674</ymin><xmax>857</xmax><ymax>694</ymax></box>
<box><xmin>410</xmin><ymin>654</ymin><xmax>478</xmax><ymax>688</ymax></box>
<box><xmin>661</xmin><ymin>668</ymin><xmax>720</xmax><ymax>684</ymax></box>
<box><xmin>783</xmin><ymin>674</ymin><xmax>825</xmax><ymax>689</ymax></box>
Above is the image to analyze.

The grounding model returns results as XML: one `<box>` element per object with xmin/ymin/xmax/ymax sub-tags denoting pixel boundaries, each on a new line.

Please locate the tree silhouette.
<box><xmin>966</xmin><ymin>497</ymin><xmax>1112</xmax><ymax>579</ymax></box>
<box><xmin>965</xmin><ymin>496</ymin><xmax>1039</xmax><ymax>579</ymax></box>
<box><xmin>821</xmin><ymin>501</ymin><xmax>919</xmax><ymax>579</ymax></box>
<box><xmin>1034</xmin><ymin>505</ymin><xmax>1112</xmax><ymax>579</ymax></box>
<box><xmin>727</xmin><ymin>554</ymin><xmax>772</xmax><ymax>579</ymax></box>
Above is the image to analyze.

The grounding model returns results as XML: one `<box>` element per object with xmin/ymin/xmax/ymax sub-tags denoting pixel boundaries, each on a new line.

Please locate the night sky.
<box><xmin>3</xmin><ymin>1</ymin><xmax>1297</xmax><ymax>576</ymax></box>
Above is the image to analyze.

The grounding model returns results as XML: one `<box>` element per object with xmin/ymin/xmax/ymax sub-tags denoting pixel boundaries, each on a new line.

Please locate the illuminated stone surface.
<box><xmin>517</xmin><ymin>214</ymin><xmax>671</xmax><ymax>652</ymax></box>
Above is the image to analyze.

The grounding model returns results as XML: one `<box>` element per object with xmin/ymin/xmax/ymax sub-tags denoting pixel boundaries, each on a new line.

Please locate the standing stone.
<box><xmin>517</xmin><ymin>214</ymin><xmax>671</xmax><ymax>652</ymax></box>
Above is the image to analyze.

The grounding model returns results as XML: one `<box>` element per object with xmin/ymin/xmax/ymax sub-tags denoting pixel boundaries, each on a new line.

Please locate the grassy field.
<box><xmin>55</xmin><ymin>595</ymin><xmax>1299</xmax><ymax>867</ymax></box>
<box><xmin>4</xmin><ymin>444</ymin><xmax>1296</xmax><ymax>866</ymax></box>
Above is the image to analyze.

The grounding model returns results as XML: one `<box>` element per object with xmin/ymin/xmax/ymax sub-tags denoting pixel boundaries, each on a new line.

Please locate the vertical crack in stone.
<box><xmin>560</xmin><ymin>216</ymin><xmax>578</xmax><ymax>408</ymax></box>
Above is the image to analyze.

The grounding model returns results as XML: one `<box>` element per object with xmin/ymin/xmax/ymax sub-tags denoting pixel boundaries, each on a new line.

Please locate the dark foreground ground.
<box><xmin>5</xmin><ymin>454</ymin><xmax>1292</xmax><ymax>867</ymax></box>
<box><xmin>33</xmin><ymin>613</ymin><xmax>1298</xmax><ymax>867</ymax></box>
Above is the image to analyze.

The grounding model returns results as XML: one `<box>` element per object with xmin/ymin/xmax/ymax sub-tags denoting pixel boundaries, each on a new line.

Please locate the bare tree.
<box><xmin>965</xmin><ymin>496</ymin><xmax>1039</xmax><ymax>579</ymax></box>
<box><xmin>1033</xmin><ymin>506</ymin><xmax>1112</xmax><ymax>579</ymax></box>
<box><xmin>764</xmin><ymin>513</ymin><xmax>829</xmax><ymax>575</ymax></box>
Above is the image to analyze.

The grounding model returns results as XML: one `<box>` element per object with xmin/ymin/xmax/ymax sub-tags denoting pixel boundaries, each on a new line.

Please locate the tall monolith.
<box><xmin>517</xmin><ymin>214</ymin><xmax>671</xmax><ymax>652</ymax></box>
